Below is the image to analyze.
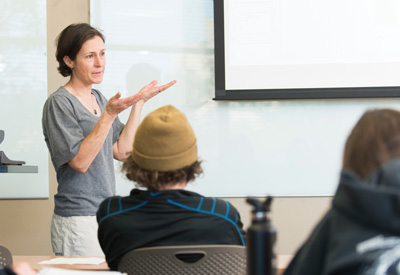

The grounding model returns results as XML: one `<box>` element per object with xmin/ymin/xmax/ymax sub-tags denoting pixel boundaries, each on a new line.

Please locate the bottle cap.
<box><xmin>246</xmin><ymin>196</ymin><xmax>273</xmax><ymax>213</ymax></box>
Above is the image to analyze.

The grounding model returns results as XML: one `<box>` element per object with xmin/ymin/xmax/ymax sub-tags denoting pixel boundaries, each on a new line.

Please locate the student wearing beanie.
<box><xmin>96</xmin><ymin>105</ymin><xmax>246</xmax><ymax>271</ymax></box>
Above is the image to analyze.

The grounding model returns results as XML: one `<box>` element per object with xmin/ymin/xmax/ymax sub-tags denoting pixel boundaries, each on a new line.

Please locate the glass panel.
<box><xmin>0</xmin><ymin>0</ymin><xmax>48</xmax><ymax>198</ymax></box>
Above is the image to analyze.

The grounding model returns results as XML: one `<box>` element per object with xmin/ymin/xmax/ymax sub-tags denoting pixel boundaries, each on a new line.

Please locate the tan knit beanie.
<box><xmin>131</xmin><ymin>105</ymin><xmax>197</xmax><ymax>171</ymax></box>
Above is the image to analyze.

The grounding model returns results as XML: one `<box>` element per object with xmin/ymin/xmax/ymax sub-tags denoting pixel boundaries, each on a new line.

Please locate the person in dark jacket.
<box><xmin>284</xmin><ymin>108</ymin><xmax>400</xmax><ymax>275</ymax></box>
<box><xmin>97</xmin><ymin>105</ymin><xmax>246</xmax><ymax>271</ymax></box>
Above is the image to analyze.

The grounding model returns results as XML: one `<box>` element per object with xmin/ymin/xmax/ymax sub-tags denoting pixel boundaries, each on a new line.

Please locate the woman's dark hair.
<box><xmin>55</xmin><ymin>23</ymin><xmax>105</xmax><ymax>77</ymax></box>
<box><xmin>122</xmin><ymin>156</ymin><xmax>203</xmax><ymax>192</ymax></box>
<box><xmin>343</xmin><ymin>108</ymin><xmax>400</xmax><ymax>178</ymax></box>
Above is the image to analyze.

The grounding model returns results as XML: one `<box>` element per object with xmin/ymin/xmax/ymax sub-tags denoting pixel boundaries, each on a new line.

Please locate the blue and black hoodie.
<box><xmin>97</xmin><ymin>189</ymin><xmax>246</xmax><ymax>270</ymax></box>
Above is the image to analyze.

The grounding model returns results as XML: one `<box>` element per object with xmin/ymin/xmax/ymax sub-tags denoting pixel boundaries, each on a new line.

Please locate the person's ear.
<box><xmin>63</xmin><ymin>56</ymin><xmax>74</xmax><ymax>69</ymax></box>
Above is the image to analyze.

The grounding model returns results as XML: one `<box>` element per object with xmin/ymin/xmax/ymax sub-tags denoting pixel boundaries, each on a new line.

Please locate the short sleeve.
<box><xmin>42</xmin><ymin>93</ymin><xmax>84</xmax><ymax>170</ymax></box>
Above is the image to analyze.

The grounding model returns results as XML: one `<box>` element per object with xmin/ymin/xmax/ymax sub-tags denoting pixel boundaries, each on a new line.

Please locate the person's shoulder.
<box><xmin>98</xmin><ymin>195</ymin><xmax>121</xmax><ymax>210</ymax></box>
<box><xmin>202</xmin><ymin>196</ymin><xmax>237</xmax><ymax>208</ymax></box>
<box><xmin>45</xmin><ymin>86</ymin><xmax>73</xmax><ymax>105</ymax></box>
<box><xmin>214</xmin><ymin>197</ymin><xmax>238</xmax><ymax>211</ymax></box>
<box><xmin>97</xmin><ymin>193</ymin><xmax>148</xmax><ymax>223</ymax></box>
<box><xmin>98</xmin><ymin>196</ymin><xmax>123</xmax><ymax>216</ymax></box>
<box><xmin>97</xmin><ymin>195</ymin><xmax>122</xmax><ymax>222</ymax></box>
<box><xmin>49</xmin><ymin>86</ymin><xmax>70</xmax><ymax>98</ymax></box>
<box><xmin>42</xmin><ymin>87</ymin><xmax>76</xmax><ymax>119</ymax></box>
<box><xmin>194</xmin><ymin>195</ymin><xmax>239</xmax><ymax>218</ymax></box>
<box><xmin>178</xmin><ymin>190</ymin><xmax>234</xmax><ymax>209</ymax></box>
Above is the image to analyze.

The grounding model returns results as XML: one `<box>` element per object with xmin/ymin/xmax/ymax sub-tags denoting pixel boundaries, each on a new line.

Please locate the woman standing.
<box><xmin>42</xmin><ymin>23</ymin><xmax>176</xmax><ymax>256</ymax></box>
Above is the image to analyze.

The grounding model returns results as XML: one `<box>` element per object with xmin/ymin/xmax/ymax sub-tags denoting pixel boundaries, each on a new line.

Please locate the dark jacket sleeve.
<box><xmin>284</xmin><ymin>212</ymin><xmax>331</xmax><ymax>275</ymax></box>
<box><xmin>0</xmin><ymin>267</ymin><xmax>17</xmax><ymax>275</ymax></box>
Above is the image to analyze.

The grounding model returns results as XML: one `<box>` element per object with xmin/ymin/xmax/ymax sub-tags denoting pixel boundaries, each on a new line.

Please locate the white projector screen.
<box><xmin>214</xmin><ymin>0</ymin><xmax>400</xmax><ymax>100</ymax></box>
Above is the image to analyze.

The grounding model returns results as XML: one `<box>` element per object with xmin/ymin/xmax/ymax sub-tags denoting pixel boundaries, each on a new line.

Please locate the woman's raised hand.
<box><xmin>105</xmin><ymin>92</ymin><xmax>143</xmax><ymax>116</ymax></box>
<box><xmin>105</xmin><ymin>79</ymin><xmax>176</xmax><ymax>116</ymax></box>
<box><xmin>139</xmin><ymin>80</ymin><xmax>177</xmax><ymax>103</ymax></box>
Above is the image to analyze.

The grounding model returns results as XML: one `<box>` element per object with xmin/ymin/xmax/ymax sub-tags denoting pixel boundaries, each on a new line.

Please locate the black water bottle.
<box><xmin>246</xmin><ymin>197</ymin><xmax>277</xmax><ymax>275</ymax></box>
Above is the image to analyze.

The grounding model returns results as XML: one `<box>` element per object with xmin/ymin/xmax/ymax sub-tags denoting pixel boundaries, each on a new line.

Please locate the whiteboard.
<box><xmin>0</xmin><ymin>0</ymin><xmax>48</xmax><ymax>199</ymax></box>
<box><xmin>91</xmin><ymin>0</ymin><xmax>400</xmax><ymax>197</ymax></box>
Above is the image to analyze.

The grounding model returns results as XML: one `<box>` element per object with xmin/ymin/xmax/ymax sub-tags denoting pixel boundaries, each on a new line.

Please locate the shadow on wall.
<box><xmin>125</xmin><ymin>63</ymin><xmax>161</xmax><ymax>93</ymax></box>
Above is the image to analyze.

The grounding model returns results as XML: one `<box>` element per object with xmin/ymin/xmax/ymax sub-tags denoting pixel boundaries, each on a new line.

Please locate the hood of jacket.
<box><xmin>333</xmin><ymin>159</ymin><xmax>400</xmax><ymax>235</ymax></box>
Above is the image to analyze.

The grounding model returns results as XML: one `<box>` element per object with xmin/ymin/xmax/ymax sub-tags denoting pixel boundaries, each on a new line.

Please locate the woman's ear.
<box><xmin>63</xmin><ymin>56</ymin><xmax>74</xmax><ymax>69</ymax></box>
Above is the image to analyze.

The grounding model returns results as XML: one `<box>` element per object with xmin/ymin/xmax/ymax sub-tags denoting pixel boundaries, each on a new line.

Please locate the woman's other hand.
<box><xmin>139</xmin><ymin>80</ymin><xmax>177</xmax><ymax>103</ymax></box>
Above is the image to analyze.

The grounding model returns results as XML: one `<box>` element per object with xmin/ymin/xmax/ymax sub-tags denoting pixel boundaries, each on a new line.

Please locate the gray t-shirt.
<box><xmin>42</xmin><ymin>86</ymin><xmax>125</xmax><ymax>217</ymax></box>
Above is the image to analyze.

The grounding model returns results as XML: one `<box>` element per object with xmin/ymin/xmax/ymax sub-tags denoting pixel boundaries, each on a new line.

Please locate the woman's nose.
<box><xmin>94</xmin><ymin>55</ymin><xmax>104</xmax><ymax>66</ymax></box>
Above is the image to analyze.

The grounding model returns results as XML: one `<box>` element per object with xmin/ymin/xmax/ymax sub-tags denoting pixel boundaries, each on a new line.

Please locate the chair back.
<box><xmin>0</xmin><ymin>245</ymin><xmax>13</xmax><ymax>268</ymax></box>
<box><xmin>118</xmin><ymin>245</ymin><xmax>246</xmax><ymax>275</ymax></box>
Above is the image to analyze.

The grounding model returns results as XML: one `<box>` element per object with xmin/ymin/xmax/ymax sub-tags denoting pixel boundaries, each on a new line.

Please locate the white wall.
<box><xmin>91</xmin><ymin>0</ymin><xmax>400</xmax><ymax>198</ymax></box>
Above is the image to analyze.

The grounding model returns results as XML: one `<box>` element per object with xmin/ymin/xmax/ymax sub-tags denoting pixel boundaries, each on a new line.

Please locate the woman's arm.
<box><xmin>68</xmin><ymin>92</ymin><xmax>143</xmax><ymax>173</ymax></box>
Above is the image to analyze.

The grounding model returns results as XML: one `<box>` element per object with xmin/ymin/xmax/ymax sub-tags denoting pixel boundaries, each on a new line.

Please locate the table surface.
<box><xmin>13</xmin><ymin>256</ymin><xmax>109</xmax><ymax>271</ymax></box>
<box><xmin>14</xmin><ymin>254</ymin><xmax>292</xmax><ymax>273</ymax></box>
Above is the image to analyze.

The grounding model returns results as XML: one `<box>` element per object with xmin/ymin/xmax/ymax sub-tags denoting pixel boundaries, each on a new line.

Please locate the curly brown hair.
<box><xmin>122</xmin><ymin>156</ymin><xmax>203</xmax><ymax>191</ymax></box>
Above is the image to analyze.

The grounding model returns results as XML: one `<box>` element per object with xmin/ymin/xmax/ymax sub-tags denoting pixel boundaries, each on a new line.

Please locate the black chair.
<box><xmin>118</xmin><ymin>245</ymin><xmax>247</xmax><ymax>275</ymax></box>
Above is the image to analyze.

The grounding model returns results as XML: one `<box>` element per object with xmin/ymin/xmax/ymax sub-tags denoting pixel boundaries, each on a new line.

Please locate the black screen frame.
<box><xmin>213</xmin><ymin>0</ymin><xmax>400</xmax><ymax>101</ymax></box>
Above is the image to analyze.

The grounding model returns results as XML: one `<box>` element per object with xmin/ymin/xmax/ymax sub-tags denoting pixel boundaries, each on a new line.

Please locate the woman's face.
<box><xmin>70</xmin><ymin>35</ymin><xmax>105</xmax><ymax>86</ymax></box>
